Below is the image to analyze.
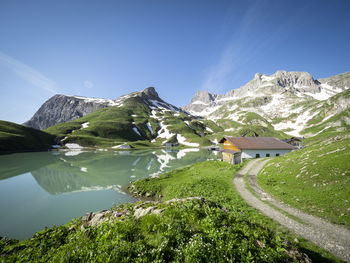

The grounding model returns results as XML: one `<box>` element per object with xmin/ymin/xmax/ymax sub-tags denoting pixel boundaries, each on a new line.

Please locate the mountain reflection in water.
<box><xmin>31</xmin><ymin>148</ymin><xmax>217</xmax><ymax>194</ymax></box>
<box><xmin>0</xmin><ymin>149</ymin><xmax>218</xmax><ymax>239</ymax></box>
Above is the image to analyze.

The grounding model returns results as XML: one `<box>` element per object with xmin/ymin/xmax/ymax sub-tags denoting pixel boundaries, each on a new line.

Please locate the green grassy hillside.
<box><xmin>207</xmin><ymin>112</ymin><xmax>289</xmax><ymax>143</ymax></box>
<box><xmin>0</xmin><ymin>121</ymin><xmax>55</xmax><ymax>153</ymax></box>
<box><xmin>301</xmin><ymin>89</ymin><xmax>350</xmax><ymax>139</ymax></box>
<box><xmin>46</xmin><ymin>96</ymin><xmax>221</xmax><ymax>148</ymax></box>
<box><xmin>258</xmin><ymin>134</ymin><xmax>350</xmax><ymax>228</ymax></box>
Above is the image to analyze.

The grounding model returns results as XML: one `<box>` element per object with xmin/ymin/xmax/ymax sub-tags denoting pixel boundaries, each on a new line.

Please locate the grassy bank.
<box><xmin>258</xmin><ymin>135</ymin><xmax>350</xmax><ymax>229</ymax></box>
<box><xmin>0</xmin><ymin>161</ymin><xmax>340</xmax><ymax>262</ymax></box>
<box><xmin>130</xmin><ymin>161</ymin><xmax>339</xmax><ymax>262</ymax></box>
<box><xmin>0</xmin><ymin>120</ymin><xmax>55</xmax><ymax>154</ymax></box>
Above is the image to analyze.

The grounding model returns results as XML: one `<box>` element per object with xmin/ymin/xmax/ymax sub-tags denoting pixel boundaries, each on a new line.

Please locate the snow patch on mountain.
<box><xmin>157</xmin><ymin>122</ymin><xmax>175</xmax><ymax>142</ymax></box>
<box><xmin>194</xmin><ymin>105</ymin><xmax>222</xmax><ymax>117</ymax></box>
<box><xmin>206</xmin><ymin>127</ymin><xmax>213</xmax><ymax>133</ymax></box>
<box><xmin>132</xmin><ymin>127</ymin><xmax>141</xmax><ymax>136</ymax></box>
<box><xmin>261</xmin><ymin>75</ymin><xmax>275</xmax><ymax>82</ymax></box>
<box><xmin>65</xmin><ymin>143</ymin><xmax>84</xmax><ymax>149</ymax></box>
<box><xmin>191</xmin><ymin>100</ymin><xmax>209</xmax><ymax>105</ymax></box>
<box><xmin>177</xmin><ymin>134</ymin><xmax>199</xmax><ymax>147</ymax></box>
<box><xmin>184</xmin><ymin>121</ymin><xmax>194</xmax><ymax>130</ymax></box>
<box><xmin>273</xmin><ymin>109</ymin><xmax>320</xmax><ymax>136</ymax></box>
<box><xmin>146</xmin><ymin>122</ymin><xmax>153</xmax><ymax>135</ymax></box>
<box><xmin>81</xmin><ymin>122</ymin><xmax>89</xmax><ymax>129</ymax></box>
<box><xmin>149</xmin><ymin>99</ymin><xmax>179</xmax><ymax>112</ymax></box>
<box><xmin>71</xmin><ymin>95</ymin><xmax>122</xmax><ymax>107</ymax></box>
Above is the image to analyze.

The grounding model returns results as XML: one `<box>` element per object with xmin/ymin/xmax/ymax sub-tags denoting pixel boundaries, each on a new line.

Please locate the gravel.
<box><xmin>234</xmin><ymin>158</ymin><xmax>350</xmax><ymax>262</ymax></box>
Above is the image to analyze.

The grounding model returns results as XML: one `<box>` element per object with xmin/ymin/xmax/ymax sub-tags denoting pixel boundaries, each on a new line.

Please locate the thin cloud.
<box><xmin>0</xmin><ymin>51</ymin><xmax>57</xmax><ymax>94</ymax></box>
<box><xmin>83</xmin><ymin>80</ymin><xmax>94</xmax><ymax>89</ymax></box>
<box><xmin>201</xmin><ymin>2</ymin><xmax>262</xmax><ymax>93</ymax></box>
<box><xmin>201</xmin><ymin>1</ymin><xmax>306</xmax><ymax>94</ymax></box>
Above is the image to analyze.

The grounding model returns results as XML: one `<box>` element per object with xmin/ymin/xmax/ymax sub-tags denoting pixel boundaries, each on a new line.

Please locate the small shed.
<box><xmin>221</xmin><ymin>149</ymin><xmax>242</xmax><ymax>164</ymax></box>
<box><xmin>219</xmin><ymin>137</ymin><xmax>295</xmax><ymax>164</ymax></box>
<box><xmin>282</xmin><ymin>137</ymin><xmax>303</xmax><ymax>148</ymax></box>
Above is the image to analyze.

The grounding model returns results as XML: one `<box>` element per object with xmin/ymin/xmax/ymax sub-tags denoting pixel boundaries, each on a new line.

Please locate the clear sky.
<box><xmin>0</xmin><ymin>0</ymin><xmax>349</xmax><ymax>124</ymax></box>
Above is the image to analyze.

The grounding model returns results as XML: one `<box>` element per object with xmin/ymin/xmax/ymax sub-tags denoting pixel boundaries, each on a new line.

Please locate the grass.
<box><xmin>0</xmin><ymin>161</ymin><xmax>341</xmax><ymax>262</ymax></box>
<box><xmin>257</xmin><ymin>136</ymin><xmax>350</xmax><ymax>229</ymax></box>
<box><xmin>241</xmin><ymin>96</ymin><xmax>272</xmax><ymax>108</ymax></box>
<box><xmin>300</xmin><ymin>89</ymin><xmax>350</xmax><ymax>136</ymax></box>
<box><xmin>45</xmin><ymin>96</ymin><xmax>217</xmax><ymax>148</ymax></box>
<box><xmin>301</xmin><ymin>108</ymin><xmax>350</xmax><ymax>138</ymax></box>
<box><xmin>205</xmin><ymin>111</ymin><xmax>289</xmax><ymax>143</ymax></box>
<box><xmin>0</xmin><ymin>120</ymin><xmax>55</xmax><ymax>153</ymax></box>
<box><xmin>130</xmin><ymin>161</ymin><xmax>340</xmax><ymax>262</ymax></box>
<box><xmin>319</xmin><ymin>72</ymin><xmax>350</xmax><ymax>89</ymax></box>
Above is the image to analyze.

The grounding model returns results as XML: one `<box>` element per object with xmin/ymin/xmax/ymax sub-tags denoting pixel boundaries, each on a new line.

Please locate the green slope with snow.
<box><xmin>46</xmin><ymin>88</ymin><xmax>221</xmax><ymax>148</ymax></box>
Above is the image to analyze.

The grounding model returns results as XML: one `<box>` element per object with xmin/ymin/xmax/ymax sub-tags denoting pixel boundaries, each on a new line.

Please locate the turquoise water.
<box><xmin>0</xmin><ymin>148</ymin><xmax>218</xmax><ymax>240</ymax></box>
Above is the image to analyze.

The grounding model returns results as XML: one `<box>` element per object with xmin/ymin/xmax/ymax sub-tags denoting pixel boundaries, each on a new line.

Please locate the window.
<box><xmin>256</xmin><ymin>154</ymin><xmax>260</xmax><ymax>158</ymax></box>
<box><xmin>266</xmin><ymin>153</ymin><xmax>270</xmax><ymax>157</ymax></box>
<box><xmin>276</xmin><ymin>153</ymin><xmax>280</xmax><ymax>157</ymax></box>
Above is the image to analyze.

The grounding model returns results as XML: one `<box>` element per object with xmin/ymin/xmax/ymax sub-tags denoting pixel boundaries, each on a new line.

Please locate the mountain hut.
<box><xmin>219</xmin><ymin>137</ymin><xmax>296</xmax><ymax>164</ymax></box>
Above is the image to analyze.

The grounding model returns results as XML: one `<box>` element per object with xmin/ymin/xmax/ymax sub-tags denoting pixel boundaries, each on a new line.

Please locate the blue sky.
<box><xmin>0</xmin><ymin>0</ymin><xmax>349</xmax><ymax>124</ymax></box>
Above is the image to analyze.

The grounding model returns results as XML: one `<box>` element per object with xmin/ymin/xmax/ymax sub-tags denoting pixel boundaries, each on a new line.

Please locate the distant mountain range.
<box><xmin>184</xmin><ymin>71</ymin><xmax>350</xmax><ymax>136</ymax></box>
<box><xmin>16</xmin><ymin>70</ymin><xmax>350</xmax><ymax>149</ymax></box>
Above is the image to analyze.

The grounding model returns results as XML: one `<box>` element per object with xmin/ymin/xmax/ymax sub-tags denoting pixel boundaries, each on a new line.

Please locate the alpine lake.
<box><xmin>0</xmin><ymin>148</ymin><xmax>218</xmax><ymax>240</ymax></box>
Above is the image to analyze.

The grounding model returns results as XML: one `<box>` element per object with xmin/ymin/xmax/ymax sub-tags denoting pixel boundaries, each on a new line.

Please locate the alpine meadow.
<box><xmin>1</xmin><ymin>1</ymin><xmax>350</xmax><ymax>262</ymax></box>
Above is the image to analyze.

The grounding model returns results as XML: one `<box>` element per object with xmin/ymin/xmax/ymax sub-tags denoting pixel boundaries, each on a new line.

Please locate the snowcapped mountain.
<box><xmin>24</xmin><ymin>87</ymin><xmax>180</xmax><ymax>130</ymax></box>
<box><xmin>23</xmin><ymin>70</ymin><xmax>350</xmax><ymax>149</ymax></box>
<box><xmin>184</xmin><ymin>71</ymin><xmax>350</xmax><ymax>136</ymax></box>
<box><xmin>44</xmin><ymin>87</ymin><xmax>223</xmax><ymax>148</ymax></box>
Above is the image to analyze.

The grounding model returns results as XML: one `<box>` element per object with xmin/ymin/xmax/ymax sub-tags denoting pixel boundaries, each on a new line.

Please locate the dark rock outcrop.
<box><xmin>24</xmin><ymin>94</ymin><xmax>110</xmax><ymax>130</ymax></box>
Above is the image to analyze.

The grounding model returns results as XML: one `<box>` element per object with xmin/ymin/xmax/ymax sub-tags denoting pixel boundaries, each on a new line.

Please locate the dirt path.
<box><xmin>234</xmin><ymin>158</ymin><xmax>350</xmax><ymax>262</ymax></box>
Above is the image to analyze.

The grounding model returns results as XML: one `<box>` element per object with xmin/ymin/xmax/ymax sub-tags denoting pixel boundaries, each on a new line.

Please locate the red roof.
<box><xmin>219</xmin><ymin>137</ymin><xmax>295</xmax><ymax>150</ymax></box>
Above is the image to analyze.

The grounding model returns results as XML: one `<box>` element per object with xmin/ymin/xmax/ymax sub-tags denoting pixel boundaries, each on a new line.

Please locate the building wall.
<box><xmin>234</xmin><ymin>152</ymin><xmax>242</xmax><ymax>164</ymax></box>
<box><xmin>222</xmin><ymin>152</ymin><xmax>234</xmax><ymax>164</ymax></box>
<box><xmin>241</xmin><ymin>149</ymin><xmax>292</xmax><ymax>159</ymax></box>
<box><xmin>222</xmin><ymin>152</ymin><xmax>242</xmax><ymax>164</ymax></box>
<box><xmin>223</xmin><ymin>140</ymin><xmax>240</xmax><ymax>151</ymax></box>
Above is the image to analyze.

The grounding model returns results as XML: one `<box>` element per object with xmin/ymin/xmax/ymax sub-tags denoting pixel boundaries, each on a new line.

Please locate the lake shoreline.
<box><xmin>1</xmin><ymin>160</ymin><xmax>339</xmax><ymax>262</ymax></box>
<box><xmin>0</xmin><ymin>148</ymin><xmax>218</xmax><ymax>240</ymax></box>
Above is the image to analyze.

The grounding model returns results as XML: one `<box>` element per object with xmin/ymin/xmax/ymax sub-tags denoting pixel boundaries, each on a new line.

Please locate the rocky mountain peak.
<box><xmin>191</xmin><ymin>91</ymin><xmax>216</xmax><ymax>104</ymax></box>
<box><xmin>142</xmin><ymin>87</ymin><xmax>159</xmax><ymax>99</ymax></box>
<box><xmin>24</xmin><ymin>94</ymin><xmax>110</xmax><ymax>130</ymax></box>
<box><xmin>272</xmin><ymin>70</ymin><xmax>318</xmax><ymax>88</ymax></box>
<box><xmin>254</xmin><ymin>73</ymin><xmax>262</xmax><ymax>80</ymax></box>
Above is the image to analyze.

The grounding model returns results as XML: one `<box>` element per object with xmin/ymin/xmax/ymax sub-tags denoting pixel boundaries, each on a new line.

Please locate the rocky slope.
<box><xmin>24</xmin><ymin>94</ymin><xmax>120</xmax><ymax>130</ymax></box>
<box><xmin>184</xmin><ymin>71</ymin><xmax>350</xmax><ymax>136</ymax></box>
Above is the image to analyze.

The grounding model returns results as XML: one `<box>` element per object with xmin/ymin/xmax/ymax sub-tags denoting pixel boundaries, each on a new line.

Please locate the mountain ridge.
<box><xmin>19</xmin><ymin>70</ymin><xmax>350</xmax><ymax>149</ymax></box>
<box><xmin>183</xmin><ymin>70</ymin><xmax>350</xmax><ymax>137</ymax></box>
<box><xmin>183</xmin><ymin>70</ymin><xmax>350</xmax><ymax>116</ymax></box>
